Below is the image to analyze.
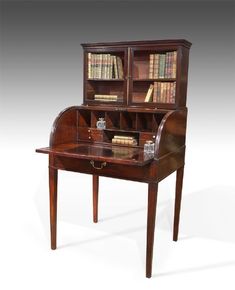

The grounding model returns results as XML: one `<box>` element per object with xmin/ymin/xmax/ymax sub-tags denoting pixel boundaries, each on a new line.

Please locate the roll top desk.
<box><xmin>36</xmin><ymin>39</ymin><xmax>191</xmax><ymax>278</ymax></box>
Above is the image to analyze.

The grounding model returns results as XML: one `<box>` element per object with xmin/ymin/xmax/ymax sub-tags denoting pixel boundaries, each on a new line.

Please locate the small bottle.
<box><xmin>144</xmin><ymin>140</ymin><xmax>155</xmax><ymax>154</ymax></box>
<box><xmin>96</xmin><ymin>117</ymin><xmax>106</xmax><ymax>130</ymax></box>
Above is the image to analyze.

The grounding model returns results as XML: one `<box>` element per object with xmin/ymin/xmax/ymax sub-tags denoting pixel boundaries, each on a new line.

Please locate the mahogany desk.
<box><xmin>36</xmin><ymin>39</ymin><xmax>191</xmax><ymax>278</ymax></box>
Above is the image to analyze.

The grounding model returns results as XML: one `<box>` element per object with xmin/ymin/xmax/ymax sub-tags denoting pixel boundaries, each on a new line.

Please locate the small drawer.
<box><xmin>78</xmin><ymin>127</ymin><xmax>90</xmax><ymax>140</ymax></box>
<box><xmin>78</xmin><ymin>128</ymin><xmax>104</xmax><ymax>142</ymax></box>
<box><xmin>90</xmin><ymin>129</ymin><xmax>104</xmax><ymax>142</ymax></box>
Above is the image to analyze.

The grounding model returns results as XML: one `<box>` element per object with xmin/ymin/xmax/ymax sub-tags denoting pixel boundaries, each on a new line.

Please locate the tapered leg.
<box><xmin>93</xmin><ymin>175</ymin><xmax>99</xmax><ymax>223</ymax></box>
<box><xmin>49</xmin><ymin>166</ymin><xmax>58</xmax><ymax>250</ymax></box>
<box><xmin>146</xmin><ymin>183</ymin><xmax>158</xmax><ymax>278</ymax></box>
<box><xmin>173</xmin><ymin>166</ymin><xmax>184</xmax><ymax>241</ymax></box>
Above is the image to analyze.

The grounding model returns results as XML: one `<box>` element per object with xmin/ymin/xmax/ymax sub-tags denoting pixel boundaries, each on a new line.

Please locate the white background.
<box><xmin>1</xmin><ymin>1</ymin><xmax>235</xmax><ymax>289</ymax></box>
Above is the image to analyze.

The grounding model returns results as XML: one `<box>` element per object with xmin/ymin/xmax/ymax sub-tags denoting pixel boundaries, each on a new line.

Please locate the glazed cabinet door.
<box><xmin>83</xmin><ymin>47</ymin><xmax>128</xmax><ymax>106</ymax></box>
<box><xmin>128</xmin><ymin>45</ymin><xmax>180</xmax><ymax>109</ymax></box>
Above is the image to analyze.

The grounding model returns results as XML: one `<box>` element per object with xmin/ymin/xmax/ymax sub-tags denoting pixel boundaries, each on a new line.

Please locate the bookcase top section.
<box><xmin>81</xmin><ymin>39</ymin><xmax>192</xmax><ymax>49</ymax></box>
<box><xmin>82</xmin><ymin>39</ymin><xmax>191</xmax><ymax>109</ymax></box>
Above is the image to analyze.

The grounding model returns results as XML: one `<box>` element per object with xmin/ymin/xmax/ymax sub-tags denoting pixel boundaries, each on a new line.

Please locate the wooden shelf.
<box><xmin>87</xmin><ymin>78</ymin><xmax>124</xmax><ymax>81</ymax></box>
<box><xmin>133</xmin><ymin>78</ymin><xmax>176</xmax><ymax>82</ymax></box>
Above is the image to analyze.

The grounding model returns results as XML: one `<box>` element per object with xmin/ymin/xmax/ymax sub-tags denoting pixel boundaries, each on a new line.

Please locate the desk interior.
<box><xmin>36</xmin><ymin>143</ymin><xmax>154</xmax><ymax>166</ymax></box>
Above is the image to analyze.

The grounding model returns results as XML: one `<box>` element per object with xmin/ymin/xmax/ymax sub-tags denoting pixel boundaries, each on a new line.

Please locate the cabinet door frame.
<box><xmin>128</xmin><ymin>45</ymin><xmax>180</xmax><ymax>109</ymax></box>
<box><xmin>83</xmin><ymin>47</ymin><xmax>128</xmax><ymax>106</ymax></box>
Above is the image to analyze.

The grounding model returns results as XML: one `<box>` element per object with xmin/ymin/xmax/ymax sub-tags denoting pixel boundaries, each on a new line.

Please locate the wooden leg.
<box><xmin>93</xmin><ymin>175</ymin><xmax>99</xmax><ymax>223</ymax></box>
<box><xmin>49</xmin><ymin>165</ymin><xmax>58</xmax><ymax>250</ymax></box>
<box><xmin>173</xmin><ymin>166</ymin><xmax>184</xmax><ymax>242</ymax></box>
<box><xmin>146</xmin><ymin>183</ymin><xmax>158</xmax><ymax>278</ymax></box>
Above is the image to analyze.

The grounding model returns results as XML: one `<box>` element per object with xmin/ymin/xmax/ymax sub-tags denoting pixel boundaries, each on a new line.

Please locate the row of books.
<box><xmin>94</xmin><ymin>94</ymin><xmax>118</xmax><ymax>102</ymax></box>
<box><xmin>144</xmin><ymin>82</ymin><xmax>176</xmax><ymax>103</ymax></box>
<box><xmin>149</xmin><ymin>51</ymin><xmax>177</xmax><ymax>79</ymax></box>
<box><xmin>88</xmin><ymin>53</ymin><xmax>124</xmax><ymax>79</ymax></box>
<box><xmin>112</xmin><ymin>135</ymin><xmax>137</xmax><ymax>146</ymax></box>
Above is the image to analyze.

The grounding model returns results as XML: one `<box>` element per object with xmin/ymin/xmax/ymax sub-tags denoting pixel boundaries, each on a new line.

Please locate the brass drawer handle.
<box><xmin>90</xmin><ymin>160</ymin><xmax>107</xmax><ymax>170</ymax></box>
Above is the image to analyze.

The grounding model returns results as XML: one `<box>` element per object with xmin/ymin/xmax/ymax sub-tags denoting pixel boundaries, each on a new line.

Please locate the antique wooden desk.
<box><xmin>36</xmin><ymin>39</ymin><xmax>191</xmax><ymax>278</ymax></box>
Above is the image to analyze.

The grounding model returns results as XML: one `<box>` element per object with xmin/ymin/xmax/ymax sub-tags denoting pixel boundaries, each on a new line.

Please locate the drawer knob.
<box><xmin>90</xmin><ymin>160</ymin><xmax>107</xmax><ymax>170</ymax></box>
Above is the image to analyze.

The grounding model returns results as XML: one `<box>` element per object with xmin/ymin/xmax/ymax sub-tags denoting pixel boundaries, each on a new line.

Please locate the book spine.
<box><xmin>99</xmin><ymin>54</ymin><xmax>103</xmax><ymax>79</ymax></box>
<box><xmin>112</xmin><ymin>138</ymin><xmax>137</xmax><ymax>146</ymax></box>
<box><xmin>165</xmin><ymin>82</ymin><xmax>167</xmax><ymax>103</ymax></box>
<box><xmin>112</xmin><ymin>138</ymin><xmax>117</xmax><ymax>144</ymax></box>
<box><xmin>102</xmin><ymin>54</ymin><xmax>106</xmax><ymax>79</ymax></box>
<box><xmin>159</xmin><ymin>54</ymin><xmax>166</xmax><ymax>79</ymax></box>
<box><xmin>93</xmin><ymin>54</ymin><xmax>96</xmax><ymax>78</ymax></box>
<box><xmin>153</xmin><ymin>82</ymin><xmax>157</xmax><ymax>102</ymax></box>
<box><xmin>90</xmin><ymin>54</ymin><xmax>94</xmax><ymax>78</ymax></box>
<box><xmin>169</xmin><ymin>82</ymin><xmax>172</xmax><ymax>103</ymax></box>
<box><xmin>110</xmin><ymin>54</ymin><xmax>114</xmax><ymax>79</ymax></box>
<box><xmin>169</xmin><ymin>82</ymin><xmax>173</xmax><ymax>103</ymax></box>
<box><xmin>165</xmin><ymin>82</ymin><xmax>168</xmax><ymax>103</ymax></box>
<box><xmin>110</xmin><ymin>55</ymin><xmax>113</xmax><ymax>79</ymax></box>
<box><xmin>164</xmin><ymin>82</ymin><xmax>168</xmax><ymax>103</ymax></box>
<box><xmin>172</xmin><ymin>82</ymin><xmax>176</xmax><ymax>103</ymax></box>
<box><xmin>94</xmin><ymin>94</ymin><xmax>118</xmax><ymax>100</ymax></box>
<box><xmin>166</xmin><ymin>82</ymin><xmax>170</xmax><ymax>103</ymax></box>
<box><xmin>107</xmin><ymin>54</ymin><xmax>110</xmax><ymax>79</ymax></box>
<box><xmin>153</xmin><ymin>54</ymin><xmax>159</xmax><ymax>79</ymax></box>
<box><xmin>165</xmin><ymin>52</ymin><xmax>169</xmax><ymax>78</ymax></box>
<box><xmin>91</xmin><ymin>54</ymin><xmax>94</xmax><ymax>78</ymax></box>
<box><xmin>172</xmin><ymin>51</ymin><xmax>177</xmax><ymax>78</ymax></box>
<box><xmin>155</xmin><ymin>82</ymin><xmax>159</xmax><ymax>102</ymax></box>
<box><xmin>87</xmin><ymin>53</ymin><xmax>91</xmax><ymax>79</ymax></box>
<box><xmin>108</xmin><ymin>54</ymin><xmax>112</xmax><ymax>79</ymax></box>
<box><xmin>106</xmin><ymin>54</ymin><xmax>110</xmax><ymax>79</ymax></box>
<box><xmin>112</xmin><ymin>56</ymin><xmax>117</xmax><ymax>79</ymax></box>
<box><xmin>149</xmin><ymin>54</ymin><xmax>154</xmax><ymax>79</ymax></box>
<box><xmin>95</xmin><ymin>94</ymin><xmax>118</xmax><ymax>97</ymax></box>
<box><xmin>100</xmin><ymin>54</ymin><xmax>102</xmax><ymax>79</ymax></box>
<box><xmin>96</xmin><ymin>54</ymin><xmax>99</xmax><ymax>79</ymax></box>
<box><xmin>117</xmin><ymin>57</ymin><xmax>123</xmax><ymax>79</ymax></box>
<box><xmin>101</xmin><ymin>54</ymin><xmax>104</xmax><ymax>79</ymax></box>
<box><xmin>169</xmin><ymin>52</ymin><xmax>173</xmax><ymax>78</ymax></box>
<box><xmin>106</xmin><ymin>54</ymin><xmax>109</xmax><ymax>79</ymax></box>
<box><xmin>98</xmin><ymin>54</ymin><xmax>101</xmax><ymax>78</ymax></box>
<box><xmin>161</xmin><ymin>83</ymin><xmax>165</xmax><ymax>103</ymax></box>
<box><xmin>159</xmin><ymin>82</ymin><xmax>163</xmax><ymax>102</ymax></box>
<box><xmin>114</xmin><ymin>135</ymin><xmax>134</xmax><ymax>140</ymax></box>
<box><xmin>95</xmin><ymin>99</ymin><xmax>117</xmax><ymax>102</ymax></box>
<box><xmin>96</xmin><ymin>100</ymin><xmax>117</xmax><ymax>102</ymax></box>
<box><xmin>168</xmin><ymin>53</ymin><xmax>172</xmax><ymax>78</ymax></box>
<box><xmin>96</xmin><ymin>54</ymin><xmax>99</xmax><ymax>78</ymax></box>
<box><xmin>120</xmin><ymin>57</ymin><xmax>124</xmax><ymax>79</ymax></box>
<box><xmin>144</xmin><ymin>84</ymin><xmax>154</xmax><ymax>102</ymax></box>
